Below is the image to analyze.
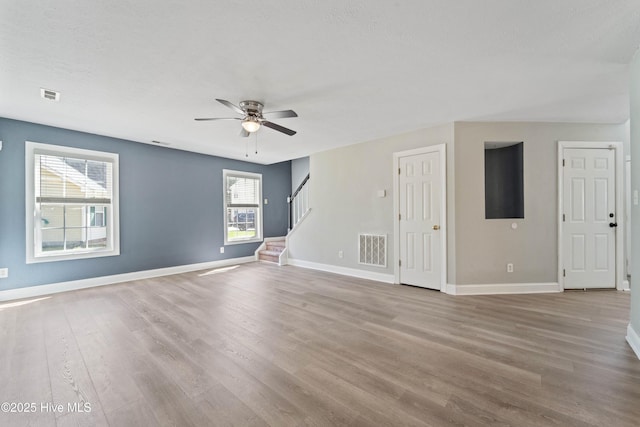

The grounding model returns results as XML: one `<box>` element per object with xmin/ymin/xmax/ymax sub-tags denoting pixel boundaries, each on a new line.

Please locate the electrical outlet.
<box><xmin>0</xmin><ymin>268</ymin><xmax>8</xmax><ymax>278</ymax></box>
<box><xmin>507</xmin><ymin>263</ymin><xmax>514</xmax><ymax>273</ymax></box>
<box><xmin>220</xmin><ymin>247</ymin><xmax>224</xmax><ymax>254</ymax></box>
<box><xmin>338</xmin><ymin>250</ymin><xmax>343</xmax><ymax>259</ymax></box>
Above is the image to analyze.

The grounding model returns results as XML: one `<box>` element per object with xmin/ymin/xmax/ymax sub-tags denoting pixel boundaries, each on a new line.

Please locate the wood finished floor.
<box><xmin>0</xmin><ymin>263</ymin><xmax>639</xmax><ymax>427</ymax></box>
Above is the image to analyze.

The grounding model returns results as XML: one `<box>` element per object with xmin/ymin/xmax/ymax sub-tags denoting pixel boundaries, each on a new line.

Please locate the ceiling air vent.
<box><xmin>151</xmin><ymin>140</ymin><xmax>171</xmax><ymax>146</ymax></box>
<box><xmin>40</xmin><ymin>88</ymin><xmax>60</xmax><ymax>101</ymax></box>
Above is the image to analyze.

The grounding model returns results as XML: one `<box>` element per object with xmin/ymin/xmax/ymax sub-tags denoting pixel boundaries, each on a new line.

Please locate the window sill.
<box><xmin>223</xmin><ymin>238</ymin><xmax>263</xmax><ymax>246</ymax></box>
<box><xmin>27</xmin><ymin>248</ymin><xmax>120</xmax><ymax>264</ymax></box>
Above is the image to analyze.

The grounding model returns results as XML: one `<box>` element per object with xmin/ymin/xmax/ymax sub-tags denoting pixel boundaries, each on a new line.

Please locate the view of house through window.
<box><xmin>224</xmin><ymin>170</ymin><xmax>262</xmax><ymax>244</ymax></box>
<box><xmin>26</xmin><ymin>142</ymin><xmax>119</xmax><ymax>262</ymax></box>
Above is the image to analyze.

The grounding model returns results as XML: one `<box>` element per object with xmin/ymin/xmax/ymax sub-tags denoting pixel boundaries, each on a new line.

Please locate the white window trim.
<box><xmin>25</xmin><ymin>141</ymin><xmax>120</xmax><ymax>263</ymax></box>
<box><xmin>223</xmin><ymin>169</ymin><xmax>263</xmax><ymax>246</ymax></box>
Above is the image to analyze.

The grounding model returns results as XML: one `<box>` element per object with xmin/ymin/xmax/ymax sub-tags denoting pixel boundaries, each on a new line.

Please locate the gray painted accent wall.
<box><xmin>630</xmin><ymin>50</ymin><xmax>640</xmax><ymax>333</ymax></box>
<box><xmin>0</xmin><ymin>118</ymin><xmax>291</xmax><ymax>290</ymax></box>
<box><xmin>454</xmin><ymin>121</ymin><xmax>628</xmax><ymax>285</ymax></box>
<box><xmin>291</xmin><ymin>156</ymin><xmax>310</xmax><ymax>194</ymax></box>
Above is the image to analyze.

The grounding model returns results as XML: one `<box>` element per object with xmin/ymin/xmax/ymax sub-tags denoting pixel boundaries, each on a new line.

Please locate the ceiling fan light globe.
<box><xmin>242</xmin><ymin>119</ymin><xmax>261</xmax><ymax>133</ymax></box>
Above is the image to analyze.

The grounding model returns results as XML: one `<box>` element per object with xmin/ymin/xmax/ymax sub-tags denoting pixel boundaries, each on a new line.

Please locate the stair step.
<box><xmin>265</xmin><ymin>246</ymin><xmax>284</xmax><ymax>254</ymax></box>
<box><xmin>266</xmin><ymin>240</ymin><xmax>286</xmax><ymax>249</ymax></box>
<box><xmin>260</xmin><ymin>249</ymin><xmax>283</xmax><ymax>257</ymax></box>
<box><xmin>259</xmin><ymin>253</ymin><xmax>279</xmax><ymax>263</ymax></box>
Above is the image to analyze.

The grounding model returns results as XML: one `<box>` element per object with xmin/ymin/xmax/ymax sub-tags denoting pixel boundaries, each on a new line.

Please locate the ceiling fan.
<box><xmin>195</xmin><ymin>99</ymin><xmax>298</xmax><ymax>137</ymax></box>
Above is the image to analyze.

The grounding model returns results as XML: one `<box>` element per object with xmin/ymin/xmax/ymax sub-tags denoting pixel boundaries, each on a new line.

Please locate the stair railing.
<box><xmin>288</xmin><ymin>173</ymin><xmax>310</xmax><ymax>231</ymax></box>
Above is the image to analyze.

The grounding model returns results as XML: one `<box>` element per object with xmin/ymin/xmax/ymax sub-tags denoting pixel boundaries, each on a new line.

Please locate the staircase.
<box><xmin>255</xmin><ymin>173</ymin><xmax>310</xmax><ymax>266</ymax></box>
<box><xmin>258</xmin><ymin>238</ymin><xmax>286</xmax><ymax>263</ymax></box>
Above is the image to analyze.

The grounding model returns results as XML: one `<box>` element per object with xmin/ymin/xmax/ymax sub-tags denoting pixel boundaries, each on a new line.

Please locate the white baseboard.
<box><xmin>627</xmin><ymin>324</ymin><xmax>640</xmax><ymax>360</ymax></box>
<box><xmin>0</xmin><ymin>256</ymin><xmax>255</xmax><ymax>302</ymax></box>
<box><xmin>287</xmin><ymin>258</ymin><xmax>394</xmax><ymax>284</ymax></box>
<box><xmin>446</xmin><ymin>282</ymin><xmax>562</xmax><ymax>296</ymax></box>
<box><xmin>443</xmin><ymin>283</ymin><xmax>457</xmax><ymax>294</ymax></box>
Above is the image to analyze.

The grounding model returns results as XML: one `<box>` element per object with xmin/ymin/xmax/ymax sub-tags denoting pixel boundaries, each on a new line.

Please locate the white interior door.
<box><xmin>562</xmin><ymin>148</ymin><xmax>616</xmax><ymax>289</ymax></box>
<box><xmin>399</xmin><ymin>151</ymin><xmax>441</xmax><ymax>289</ymax></box>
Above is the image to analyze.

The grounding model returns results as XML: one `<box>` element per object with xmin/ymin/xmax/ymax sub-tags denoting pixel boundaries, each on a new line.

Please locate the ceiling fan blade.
<box><xmin>262</xmin><ymin>120</ymin><xmax>297</xmax><ymax>136</ymax></box>
<box><xmin>263</xmin><ymin>109</ymin><xmax>298</xmax><ymax>119</ymax></box>
<box><xmin>239</xmin><ymin>128</ymin><xmax>250</xmax><ymax>137</ymax></box>
<box><xmin>216</xmin><ymin>99</ymin><xmax>245</xmax><ymax>115</ymax></box>
<box><xmin>194</xmin><ymin>117</ymin><xmax>241</xmax><ymax>121</ymax></box>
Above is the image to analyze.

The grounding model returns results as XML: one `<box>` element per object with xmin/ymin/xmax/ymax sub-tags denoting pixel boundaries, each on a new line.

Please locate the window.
<box><xmin>26</xmin><ymin>142</ymin><xmax>120</xmax><ymax>263</ymax></box>
<box><xmin>223</xmin><ymin>169</ymin><xmax>262</xmax><ymax>244</ymax></box>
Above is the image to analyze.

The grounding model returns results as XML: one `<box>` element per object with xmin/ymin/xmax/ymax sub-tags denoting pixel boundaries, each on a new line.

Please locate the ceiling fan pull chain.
<box><xmin>255</xmin><ymin>132</ymin><xmax>258</xmax><ymax>154</ymax></box>
<box><xmin>245</xmin><ymin>138</ymin><xmax>249</xmax><ymax>157</ymax></box>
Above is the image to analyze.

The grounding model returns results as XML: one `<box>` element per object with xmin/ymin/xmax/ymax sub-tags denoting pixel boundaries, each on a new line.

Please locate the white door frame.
<box><xmin>557</xmin><ymin>141</ymin><xmax>625</xmax><ymax>290</ymax></box>
<box><xmin>393</xmin><ymin>144</ymin><xmax>447</xmax><ymax>291</ymax></box>
<box><xmin>625</xmin><ymin>155</ymin><xmax>631</xmax><ymax>288</ymax></box>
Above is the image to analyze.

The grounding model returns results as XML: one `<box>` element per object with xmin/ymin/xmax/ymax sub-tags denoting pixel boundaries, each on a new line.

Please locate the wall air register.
<box><xmin>358</xmin><ymin>234</ymin><xmax>387</xmax><ymax>267</ymax></box>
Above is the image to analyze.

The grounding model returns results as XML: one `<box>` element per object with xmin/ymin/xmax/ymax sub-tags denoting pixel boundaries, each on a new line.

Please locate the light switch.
<box><xmin>377</xmin><ymin>190</ymin><xmax>386</xmax><ymax>198</ymax></box>
<box><xmin>264</xmin><ymin>198</ymin><xmax>269</xmax><ymax>205</ymax></box>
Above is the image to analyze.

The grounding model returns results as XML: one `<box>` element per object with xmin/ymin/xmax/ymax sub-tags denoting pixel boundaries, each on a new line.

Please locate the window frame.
<box><xmin>223</xmin><ymin>169</ymin><xmax>263</xmax><ymax>245</ymax></box>
<box><xmin>25</xmin><ymin>141</ymin><xmax>120</xmax><ymax>263</ymax></box>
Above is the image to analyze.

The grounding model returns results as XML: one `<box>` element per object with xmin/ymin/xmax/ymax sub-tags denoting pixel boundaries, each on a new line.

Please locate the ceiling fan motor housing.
<box><xmin>239</xmin><ymin>100</ymin><xmax>264</xmax><ymax>118</ymax></box>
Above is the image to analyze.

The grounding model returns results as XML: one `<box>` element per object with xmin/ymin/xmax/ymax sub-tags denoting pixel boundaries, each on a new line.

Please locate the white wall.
<box><xmin>630</xmin><ymin>49</ymin><xmax>640</xmax><ymax>337</ymax></box>
<box><xmin>287</xmin><ymin>123</ymin><xmax>456</xmax><ymax>280</ymax></box>
<box><xmin>454</xmin><ymin>121</ymin><xmax>627</xmax><ymax>285</ymax></box>
<box><xmin>290</xmin><ymin>120</ymin><xmax>628</xmax><ymax>288</ymax></box>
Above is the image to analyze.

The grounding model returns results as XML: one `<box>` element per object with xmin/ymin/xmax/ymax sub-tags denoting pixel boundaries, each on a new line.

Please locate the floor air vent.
<box><xmin>358</xmin><ymin>234</ymin><xmax>386</xmax><ymax>267</ymax></box>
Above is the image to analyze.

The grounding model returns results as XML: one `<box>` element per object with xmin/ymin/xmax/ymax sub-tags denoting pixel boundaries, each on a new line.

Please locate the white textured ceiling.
<box><xmin>1</xmin><ymin>1</ymin><xmax>639</xmax><ymax>164</ymax></box>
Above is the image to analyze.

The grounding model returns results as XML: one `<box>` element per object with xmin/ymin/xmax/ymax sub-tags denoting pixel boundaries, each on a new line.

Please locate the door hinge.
<box><xmin>398</xmin><ymin>167</ymin><xmax>401</xmax><ymax>175</ymax></box>
<box><xmin>563</xmin><ymin>214</ymin><xmax>565</xmax><ymax>222</ymax></box>
<box><xmin>563</xmin><ymin>269</ymin><xmax>566</xmax><ymax>277</ymax></box>
<box><xmin>399</xmin><ymin>213</ymin><xmax>401</xmax><ymax>221</ymax></box>
<box><xmin>562</xmin><ymin>159</ymin><xmax>565</xmax><ymax>167</ymax></box>
<box><xmin>399</xmin><ymin>259</ymin><xmax>402</xmax><ymax>267</ymax></box>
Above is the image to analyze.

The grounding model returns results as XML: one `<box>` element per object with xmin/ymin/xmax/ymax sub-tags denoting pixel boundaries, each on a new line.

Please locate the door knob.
<box><xmin>432</xmin><ymin>225</ymin><xmax>440</xmax><ymax>230</ymax></box>
<box><xmin>609</xmin><ymin>222</ymin><xmax>618</xmax><ymax>228</ymax></box>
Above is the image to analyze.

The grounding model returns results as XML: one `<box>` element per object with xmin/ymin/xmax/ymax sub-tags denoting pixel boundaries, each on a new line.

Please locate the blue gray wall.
<box><xmin>0</xmin><ymin>118</ymin><xmax>291</xmax><ymax>290</ymax></box>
